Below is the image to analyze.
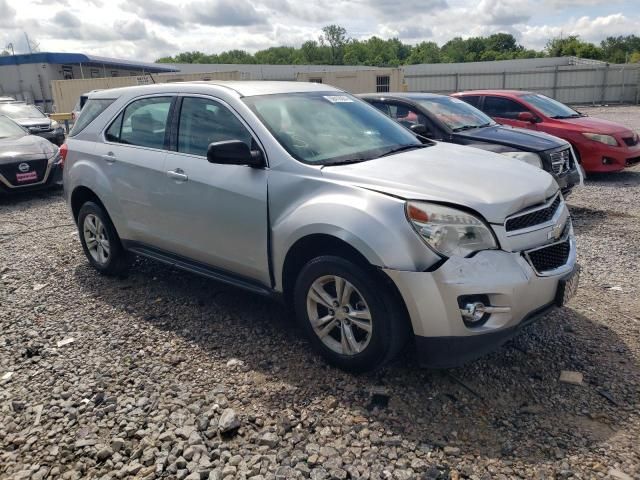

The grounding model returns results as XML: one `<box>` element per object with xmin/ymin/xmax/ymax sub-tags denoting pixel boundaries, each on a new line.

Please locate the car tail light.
<box><xmin>59</xmin><ymin>143</ymin><xmax>68</xmax><ymax>167</ymax></box>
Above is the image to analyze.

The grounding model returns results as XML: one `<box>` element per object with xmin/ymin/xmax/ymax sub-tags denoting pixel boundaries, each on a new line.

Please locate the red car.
<box><xmin>452</xmin><ymin>90</ymin><xmax>640</xmax><ymax>173</ymax></box>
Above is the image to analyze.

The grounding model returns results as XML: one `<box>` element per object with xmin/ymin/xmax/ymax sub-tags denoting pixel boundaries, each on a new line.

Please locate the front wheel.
<box><xmin>77</xmin><ymin>201</ymin><xmax>129</xmax><ymax>276</ymax></box>
<box><xmin>293</xmin><ymin>255</ymin><xmax>409</xmax><ymax>372</ymax></box>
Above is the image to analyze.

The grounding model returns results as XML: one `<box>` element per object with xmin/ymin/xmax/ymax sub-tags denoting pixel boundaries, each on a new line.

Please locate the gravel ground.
<box><xmin>578</xmin><ymin>105</ymin><xmax>640</xmax><ymax>133</ymax></box>
<box><xmin>2</xmin><ymin>113</ymin><xmax>640</xmax><ymax>480</ymax></box>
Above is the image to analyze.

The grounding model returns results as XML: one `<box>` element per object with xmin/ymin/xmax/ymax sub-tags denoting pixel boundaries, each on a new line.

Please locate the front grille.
<box><xmin>626</xmin><ymin>156</ymin><xmax>640</xmax><ymax>166</ymax></box>
<box><xmin>505</xmin><ymin>195</ymin><xmax>561</xmax><ymax>232</ymax></box>
<box><xmin>526</xmin><ymin>237</ymin><xmax>571</xmax><ymax>273</ymax></box>
<box><xmin>29</xmin><ymin>125</ymin><xmax>52</xmax><ymax>133</ymax></box>
<box><xmin>623</xmin><ymin>136</ymin><xmax>638</xmax><ymax>147</ymax></box>
<box><xmin>549</xmin><ymin>148</ymin><xmax>572</xmax><ymax>175</ymax></box>
<box><xmin>0</xmin><ymin>158</ymin><xmax>48</xmax><ymax>186</ymax></box>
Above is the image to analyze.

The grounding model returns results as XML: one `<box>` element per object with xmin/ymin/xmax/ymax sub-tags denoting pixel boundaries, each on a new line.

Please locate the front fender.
<box><xmin>270</xmin><ymin>180</ymin><xmax>439</xmax><ymax>291</ymax></box>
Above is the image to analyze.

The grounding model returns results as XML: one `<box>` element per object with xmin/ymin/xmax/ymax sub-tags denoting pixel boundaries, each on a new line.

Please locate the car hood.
<box><xmin>560</xmin><ymin>115</ymin><xmax>632</xmax><ymax>134</ymax></box>
<box><xmin>15</xmin><ymin>118</ymin><xmax>52</xmax><ymax>129</ymax></box>
<box><xmin>0</xmin><ymin>134</ymin><xmax>58</xmax><ymax>163</ymax></box>
<box><xmin>458</xmin><ymin>124</ymin><xmax>566</xmax><ymax>152</ymax></box>
<box><xmin>321</xmin><ymin>142</ymin><xmax>558</xmax><ymax>224</ymax></box>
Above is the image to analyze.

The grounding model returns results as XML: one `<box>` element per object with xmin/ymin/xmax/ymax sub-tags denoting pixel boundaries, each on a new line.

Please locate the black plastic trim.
<box><xmin>121</xmin><ymin>240</ymin><xmax>275</xmax><ymax>297</ymax></box>
<box><xmin>414</xmin><ymin>301</ymin><xmax>556</xmax><ymax>368</ymax></box>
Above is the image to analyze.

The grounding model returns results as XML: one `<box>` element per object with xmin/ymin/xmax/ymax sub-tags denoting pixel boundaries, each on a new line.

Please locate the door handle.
<box><xmin>101</xmin><ymin>153</ymin><xmax>116</xmax><ymax>164</ymax></box>
<box><xmin>167</xmin><ymin>168</ymin><xmax>188</xmax><ymax>181</ymax></box>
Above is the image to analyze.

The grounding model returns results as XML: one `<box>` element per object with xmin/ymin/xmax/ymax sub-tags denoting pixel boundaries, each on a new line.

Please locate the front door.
<box><xmin>483</xmin><ymin>96</ymin><xmax>536</xmax><ymax>130</ymax></box>
<box><xmin>160</xmin><ymin>95</ymin><xmax>270</xmax><ymax>285</ymax></box>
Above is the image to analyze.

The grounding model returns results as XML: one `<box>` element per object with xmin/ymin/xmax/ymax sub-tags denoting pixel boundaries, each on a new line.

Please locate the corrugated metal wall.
<box><xmin>404</xmin><ymin>62</ymin><xmax>640</xmax><ymax>104</ymax></box>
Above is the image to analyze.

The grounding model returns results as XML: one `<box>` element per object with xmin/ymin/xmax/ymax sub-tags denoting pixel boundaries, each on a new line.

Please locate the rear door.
<box><xmin>483</xmin><ymin>96</ymin><xmax>535</xmax><ymax>130</ymax></box>
<box><xmin>160</xmin><ymin>95</ymin><xmax>270</xmax><ymax>285</ymax></box>
<box><xmin>94</xmin><ymin>95</ymin><xmax>175</xmax><ymax>245</ymax></box>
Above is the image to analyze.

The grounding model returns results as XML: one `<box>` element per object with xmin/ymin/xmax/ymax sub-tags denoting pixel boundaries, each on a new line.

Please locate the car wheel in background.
<box><xmin>293</xmin><ymin>255</ymin><xmax>409</xmax><ymax>372</ymax></box>
<box><xmin>77</xmin><ymin>201</ymin><xmax>129</xmax><ymax>276</ymax></box>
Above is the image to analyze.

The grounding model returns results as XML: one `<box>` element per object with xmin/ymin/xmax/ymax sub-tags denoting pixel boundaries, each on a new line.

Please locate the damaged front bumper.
<box><xmin>384</xmin><ymin>242</ymin><xmax>577</xmax><ymax>368</ymax></box>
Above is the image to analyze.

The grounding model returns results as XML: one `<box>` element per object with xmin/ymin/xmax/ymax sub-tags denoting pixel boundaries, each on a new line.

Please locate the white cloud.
<box><xmin>1</xmin><ymin>0</ymin><xmax>639</xmax><ymax>61</ymax></box>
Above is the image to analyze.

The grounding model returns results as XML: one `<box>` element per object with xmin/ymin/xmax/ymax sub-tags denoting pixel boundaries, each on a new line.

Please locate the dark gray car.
<box><xmin>0</xmin><ymin>102</ymin><xmax>65</xmax><ymax>146</ymax></box>
<box><xmin>0</xmin><ymin>115</ymin><xmax>62</xmax><ymax>194</ymax></box>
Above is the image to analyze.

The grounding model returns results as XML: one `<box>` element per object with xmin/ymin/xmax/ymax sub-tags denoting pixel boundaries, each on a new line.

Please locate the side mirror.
<box><xmin>517</xmin><ymin>111</ymin><xmax>538</xmax><ymax>123</ymax></box>
<box><xmin>410</xmin><ymin>123</ymin><xmax>431</xmax><ymax>136</ymax></box>
<box><xmin>207</xmin><ymin>140</ymin><xmax>265</xmax><ymax>168</ymax></box>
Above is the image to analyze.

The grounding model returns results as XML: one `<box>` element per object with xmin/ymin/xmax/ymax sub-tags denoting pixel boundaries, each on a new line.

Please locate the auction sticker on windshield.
<box><xmin>323</xmin><ymin>96</ymin><xmax>353</xmax><ymax>103</ymax></box>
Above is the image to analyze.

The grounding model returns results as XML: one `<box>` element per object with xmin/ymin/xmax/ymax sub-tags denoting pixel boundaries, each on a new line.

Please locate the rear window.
<box><xmin>69</xmin><ymin>99</ymin><xmax>114</xmax><ymax>136</ymax></box>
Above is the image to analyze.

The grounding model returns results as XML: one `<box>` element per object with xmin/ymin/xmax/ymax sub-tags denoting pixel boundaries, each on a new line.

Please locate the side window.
<box><xmin>177</xmin><ymin>97</ymin><xmax>253</xmax><ymax>157</ymax></box>
<box><xmin>460</xmin><ymin>95</ymin><xmax>481</xmax><ymax>108</ymax></box>
<box><xmin>371</xmin><ymin>102</ymin><xmax>390</xmax><ymax>115</ymax></box>
<box><xmin>483</xmin><ymin>96</ymin><xmax>528</xmax><ymax>119</ymax></box>
<box><xmin>108</xmin><ymin>97</ymin><xmax>172</xmax><ymax>149</ymax></box>
<box><xmin>387</xmin><ymin>103</ymin><xmax>428</xmax><ymax>129</ymax></box>
<box><xmin>105</xmin><ymin>112</ymin><xmax>123</xmax><ymax>142</ymax></box>
<box><xmin>69</xmin><ymin>98</ymin><xmax>114</xmax><ymax>136</ymax></box>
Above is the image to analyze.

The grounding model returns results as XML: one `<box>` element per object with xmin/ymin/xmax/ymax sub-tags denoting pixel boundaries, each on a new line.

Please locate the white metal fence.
<box><xmin>403</xmin><ymin>62</ymin><xmax>640</xmax><ymax>104</ymax></box>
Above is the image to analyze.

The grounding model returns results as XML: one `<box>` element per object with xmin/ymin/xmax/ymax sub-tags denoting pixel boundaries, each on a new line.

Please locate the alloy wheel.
<box><xmin>306</xmin><ymin>275</ymin><xmax>373</xmax><ymax>356</ymax></box>
<box><xmin>83</xmin><ymin>213</ymin><xmax>110</xmax><ymax>265</ymax></box>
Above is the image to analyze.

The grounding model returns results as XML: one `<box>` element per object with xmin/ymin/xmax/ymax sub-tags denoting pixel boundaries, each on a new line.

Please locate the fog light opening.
<box><xmin>602</xmin><ymin>157</ymin><xmax>615</xmax><ymax>165</ymax></box>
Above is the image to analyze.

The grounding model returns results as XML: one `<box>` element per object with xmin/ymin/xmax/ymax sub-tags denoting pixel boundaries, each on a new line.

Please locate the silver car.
<box><xmin>63</xmin><ymin>81</ymin><xmax>579</xmax><ymax>372</ymax></box>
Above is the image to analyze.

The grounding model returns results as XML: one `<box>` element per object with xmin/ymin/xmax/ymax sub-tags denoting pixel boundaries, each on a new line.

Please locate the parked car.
<box><xmin>0</xmin><ymin>102</ymin><xmax>65</xmax><ymax>146</ymax></box>
<box><xmin>453</xmin><ymin>90</ymin><xmax>640</xmax><ymax>173</ymax></box>
<box><xmin>359</xmin><ymin>92</ymin><xmax>582</xmax><ymax>195</ymax></box>
<box><xmin>0</xmin><ymin>115</ymin><xmax>62</xmax><ymax>194</ymax></box>
<box><xmin>63</xmin><ymin>82</ymin><xmax>578</xmax><ymax>372</ymax></box>
<box><xmin>71</xmin><ymin>90</ymin><xmax>101</xmax><ymax>122</ymax></box>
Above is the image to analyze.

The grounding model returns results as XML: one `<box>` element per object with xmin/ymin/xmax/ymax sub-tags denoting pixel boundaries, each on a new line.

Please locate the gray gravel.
<box><xmin>2</xmin><ymin>113</ymin><xmax>640</xmax><ymax>479</ymax></box>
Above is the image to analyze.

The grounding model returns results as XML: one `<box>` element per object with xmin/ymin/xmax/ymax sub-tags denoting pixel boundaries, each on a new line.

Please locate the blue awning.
<box><xmin>0</xmin><ymin>52</ymin><xmax>178</xmax><ymax>72</ymax></box>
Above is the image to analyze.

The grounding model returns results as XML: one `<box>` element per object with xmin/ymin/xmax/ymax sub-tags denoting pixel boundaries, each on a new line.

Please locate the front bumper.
<box><xmin>579</xmin><ymin>141</ymin><xmax>640</xmax><ymax>173</ymax></box>
<box><xmin>555</xmin><ymin>167</ymin><xmax>582</xmax><ymax>197</ymax></box>
<box><xmin>384</xmin><ymin>244</ymin><xmax>577</xmax><ymax>368</ymax></box>
<box><xmin>0</xmin><ymin>158</ymin><xmax>63</xmax><ymax>195</ymax></box>
<box><xmin>34</xmin><ymin>130</ymin><xmax>66</xmax><ymax>147</ymax></box>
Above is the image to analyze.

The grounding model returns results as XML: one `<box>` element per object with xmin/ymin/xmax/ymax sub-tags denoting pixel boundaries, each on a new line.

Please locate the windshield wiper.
<box><xmin>377</xmin><ymin>144</ymin><xmax>427</xmax><ymax>158</ymax></box>
<box><xmin>321</xmin><ymin>158</ymin><xmax>367</xmax><ymax>166</ymax></box>
<box><xmin>551</xmin><ymin>114</ymin><xmax>582</xmax><ymax>119</ymax></box>
<box><xmin>452</xmin><ymin>125</ymin><xmax>481</xmax><ymax>132</ymax></box>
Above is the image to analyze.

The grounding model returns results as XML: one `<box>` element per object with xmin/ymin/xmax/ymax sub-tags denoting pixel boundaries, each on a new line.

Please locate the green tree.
<box><xmin>407</xmin><ymin>41</ymin><xmax>440</xmax><ymax>64</ymax></box>
<box><xmin>546</xmin><ymin>35</ymin><xmax>603</xmax><ymax>60</ymax></box>
<box><xmin>320</xmin><ymin>25</ymin><xmax>348</xmax><ymax>64</ymax></box>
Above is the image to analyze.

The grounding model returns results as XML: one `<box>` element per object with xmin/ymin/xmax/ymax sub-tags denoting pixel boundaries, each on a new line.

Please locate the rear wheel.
<box><xmin>293</xmin><ymin>255</ymin><xmax>409</xmax><ymax>372</ymax></box>
<box><xmin>78</xmin><ymin>202</ymin><xmax>128</xmax><ymax>276</ymax></box>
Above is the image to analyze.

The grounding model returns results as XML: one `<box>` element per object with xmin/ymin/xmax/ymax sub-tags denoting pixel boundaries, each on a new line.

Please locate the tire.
<box><xmin>77</xmin><ymin>201</ymin><xmax>129</xmax><ymax>276</ymax></box>
<box><xmin>293</xmin><ymin>255</ymin><xmax>409</xmax><ymax>373</ymax></box>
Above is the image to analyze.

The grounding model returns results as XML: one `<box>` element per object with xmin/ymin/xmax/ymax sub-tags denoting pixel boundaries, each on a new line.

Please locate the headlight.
<box><xmin>406</xmin><ymin>202</ymin><xmax>498</xmax><ymax>257</ymax></box>
<box><xmin>500</xmin><ymin>151</ymin><xmax>542</xmax><ymax>169</ymax></box>
<box><xmin>582</xmin><ymin>133</ymin><xmax>618</xmax><ymax>146</ymax></box>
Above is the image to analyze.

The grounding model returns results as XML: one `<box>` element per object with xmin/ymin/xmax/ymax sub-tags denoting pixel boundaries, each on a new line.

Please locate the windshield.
<box><xmin>521</xmin><ymin>94</ymin><xmax>581</xmax><ymax>119</ymax></box>
<box><xmin>0</xmin><ymin>116</ymin><xmax>27</xmax><ymax>138</ymax></box>
<box><xmin>0</xmin><ymin>103</ymin><xmax>46</xmax><ymax>119</ymax></box>
<box><xmin>243</xmin><ymin>92</ymin><xmax>423</xmax><ymax>165</ymax></box>
<box><xmin>415</xmin><ymin>97</ymin><xmax>495</xmax><ymax>131</ymax></box>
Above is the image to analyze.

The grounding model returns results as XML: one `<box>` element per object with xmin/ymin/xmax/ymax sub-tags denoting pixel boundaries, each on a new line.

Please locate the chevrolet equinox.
<box><xmin>63</xmin><ymin>82</ymin><xmax>579</xmax><ymax>372</ymax></box>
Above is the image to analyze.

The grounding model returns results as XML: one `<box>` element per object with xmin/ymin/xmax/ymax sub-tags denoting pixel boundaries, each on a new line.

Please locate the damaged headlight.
<box><xmin>406</xmin><ymin>201</ymin><xmax>498</xmax><ymax>257</ymax></box>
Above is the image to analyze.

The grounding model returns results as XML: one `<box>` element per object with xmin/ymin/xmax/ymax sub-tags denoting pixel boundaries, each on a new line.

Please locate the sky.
<box><xmin>1</xmin><ymin>0</ymin><xmax>639</xmax><ymax>62</ymax></box>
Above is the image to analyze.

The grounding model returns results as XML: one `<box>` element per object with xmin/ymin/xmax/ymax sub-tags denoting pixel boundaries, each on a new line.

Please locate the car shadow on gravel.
<box><xmin>73</xmin><ymin>257</ymin><xmax>639</xmax><ymax>466</ymax></box>
<box><xmin>586</xmin><ymin>169</ymin><xmax>640</xmax><ymax>186</ymax></box>
<box><xmin>0</xmin><ymin>186</ymin><xmax>63</xmax><ymax>206</ymax></box>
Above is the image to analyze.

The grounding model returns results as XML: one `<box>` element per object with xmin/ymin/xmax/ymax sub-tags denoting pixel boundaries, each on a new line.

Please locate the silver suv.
<box><xmin>63</xmin><ymin>81</ymin><xmax>579</xmax><ymax>372</ymax></box>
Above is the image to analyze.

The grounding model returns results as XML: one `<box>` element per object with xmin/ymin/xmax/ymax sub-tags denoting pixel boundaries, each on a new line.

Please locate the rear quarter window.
<box><xmin>69</xmin><ymin>99</ymin><xmax>115</xmax><ymax>136</ymax></box>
